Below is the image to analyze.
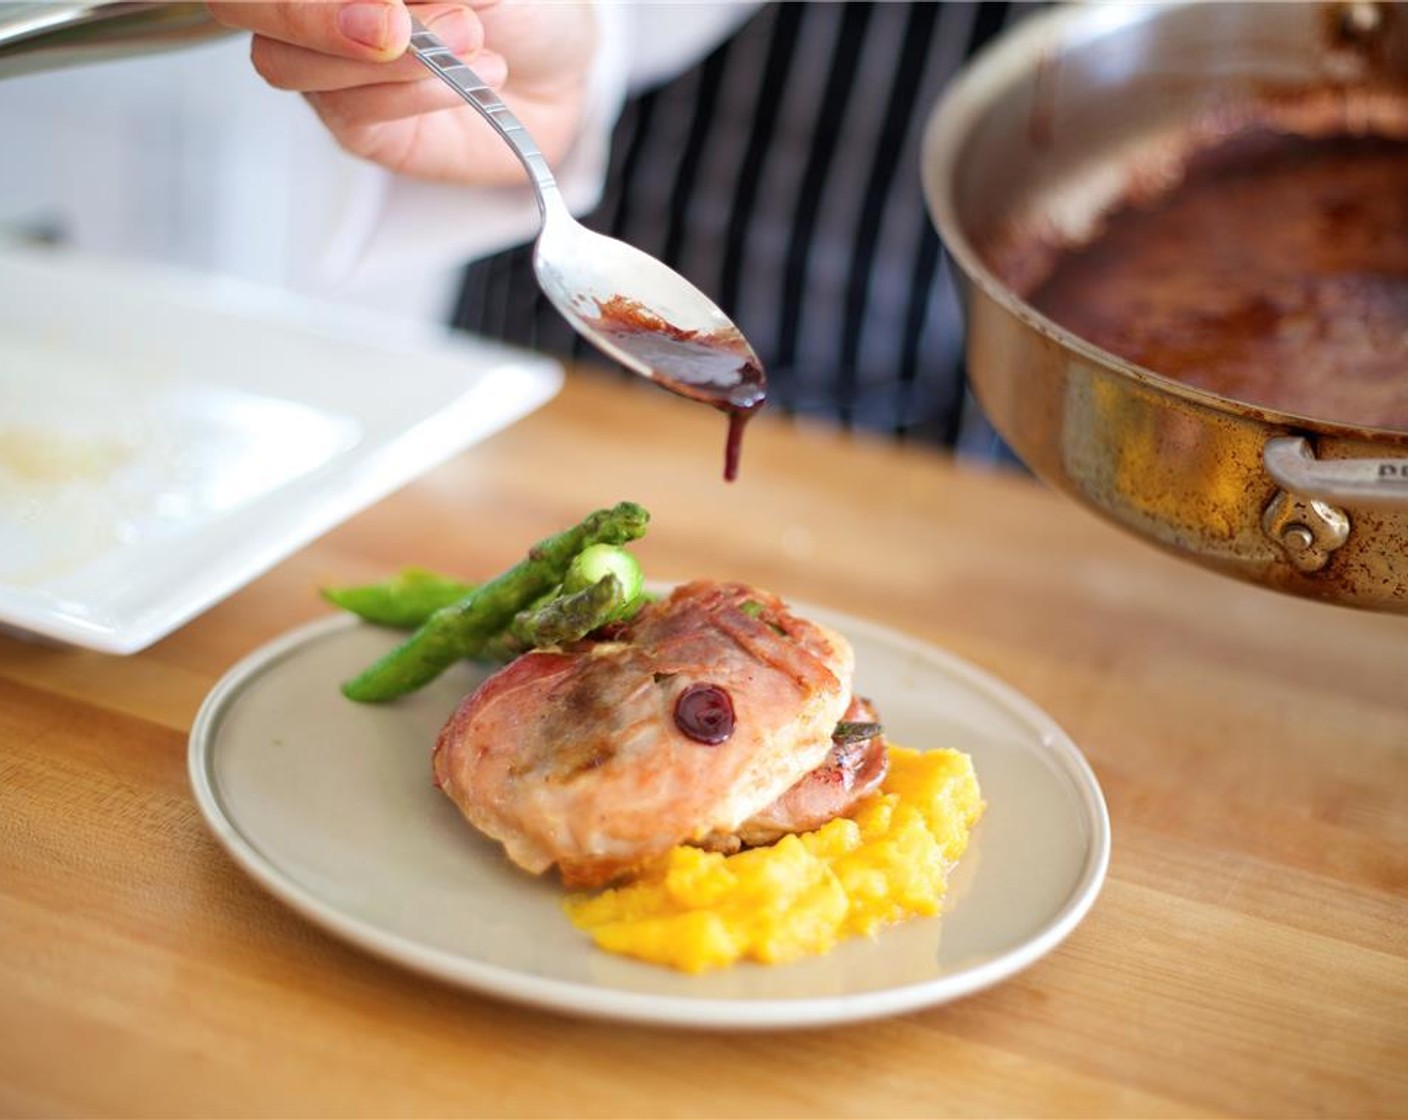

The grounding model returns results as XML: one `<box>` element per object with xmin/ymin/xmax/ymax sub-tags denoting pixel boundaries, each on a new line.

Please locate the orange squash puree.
<box><xmin>564</xmin><ymin>746</ymin><xmax>984</xmax><ymax>972</ymax></box>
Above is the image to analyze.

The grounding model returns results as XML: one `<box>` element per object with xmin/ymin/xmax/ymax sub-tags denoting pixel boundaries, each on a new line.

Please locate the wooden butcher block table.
<box><xmin>2</xmin><ymin>369</ymin><xmax>1405</xmax><ymax>1117</ymax></box>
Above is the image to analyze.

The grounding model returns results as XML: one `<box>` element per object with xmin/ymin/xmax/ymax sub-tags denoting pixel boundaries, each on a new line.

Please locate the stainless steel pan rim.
<box><xmin>923</xmin><ymin>1</ymin><xmax>1408</xmax><ymax>490</ymax></box>
<box><xmin>922</xmin><ymin>0</ymin><xmax>1408</xmax><ymax>611</ymax></box>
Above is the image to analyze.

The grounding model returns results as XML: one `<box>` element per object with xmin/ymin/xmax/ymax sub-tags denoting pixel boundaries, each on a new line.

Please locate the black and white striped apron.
<box><xmin>452</xmin><ymin>1</ymin><xmax>1033</xmax><ymax>458</ymax></box>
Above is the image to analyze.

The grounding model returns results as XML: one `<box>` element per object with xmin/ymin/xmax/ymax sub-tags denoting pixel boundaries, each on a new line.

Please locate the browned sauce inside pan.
<box><xmin>1025</xmin><ymin>130</ymin><xmax>1408</xmax><ymax>431</ymax></box>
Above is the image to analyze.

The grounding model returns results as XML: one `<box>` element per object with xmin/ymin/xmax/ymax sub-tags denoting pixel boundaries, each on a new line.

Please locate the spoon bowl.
<box><xmin>533</xmin><ymin>209</ymin><xmax>765</xmax><ymax>413</ymax></box>
<box><xmin>409</xmin><ymin>19</ymin><xmax>766</xmax><ymax>465</ymax></box>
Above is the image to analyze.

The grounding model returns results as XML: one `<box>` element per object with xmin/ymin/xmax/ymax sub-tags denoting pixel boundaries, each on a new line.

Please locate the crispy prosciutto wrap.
<box><xmin>433</xmin><ymin>581</ymin><xmax>887</xmax><ymax>888</ymax></box>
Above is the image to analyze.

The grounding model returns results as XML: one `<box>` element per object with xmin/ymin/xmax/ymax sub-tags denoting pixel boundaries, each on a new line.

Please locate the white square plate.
<box><xmin>0</xmin><ymin>244</ymin><xmax>561</xmax><ymax>653</ymax></box>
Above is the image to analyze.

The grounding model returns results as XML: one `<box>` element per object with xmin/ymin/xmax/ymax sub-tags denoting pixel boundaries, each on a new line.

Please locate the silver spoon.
<box><xmin>407</xmin><ymin>18</ymin><xmax>766</xmax><ymax>479</ymax></box>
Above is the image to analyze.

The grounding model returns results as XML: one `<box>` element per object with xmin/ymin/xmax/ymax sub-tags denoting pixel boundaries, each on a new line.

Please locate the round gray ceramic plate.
<box><xmin>189</xmin><ymin>605</ymin><xmax>1109</xmax><ymax>1029</ymax></box>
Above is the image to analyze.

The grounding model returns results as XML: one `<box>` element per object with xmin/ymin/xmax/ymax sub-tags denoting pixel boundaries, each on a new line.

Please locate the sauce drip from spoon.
<box><xmin>589</xmin><ymin>296</ymin><xmax>766</xmax><ymax>482</ymax></box>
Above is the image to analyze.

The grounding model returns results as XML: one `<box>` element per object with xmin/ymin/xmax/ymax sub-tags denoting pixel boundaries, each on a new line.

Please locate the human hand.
<box><xmin>206</xmin><ymin>0</ymin><xmax>597</xmax><ymax>184</ymax></box>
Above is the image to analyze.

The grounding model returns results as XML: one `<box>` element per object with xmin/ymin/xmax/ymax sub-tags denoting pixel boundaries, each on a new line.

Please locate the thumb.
<box><xmin>207</xmin><ymin>0</ymin><xmax>412</xmax><ymax>61</ymax></box>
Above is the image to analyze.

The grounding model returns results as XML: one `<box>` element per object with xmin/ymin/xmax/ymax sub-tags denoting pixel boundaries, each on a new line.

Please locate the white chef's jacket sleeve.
<box><xmin>0</xmin><ymin>2</ymin><xmax>757</xmax><ymax>322</ymax></box>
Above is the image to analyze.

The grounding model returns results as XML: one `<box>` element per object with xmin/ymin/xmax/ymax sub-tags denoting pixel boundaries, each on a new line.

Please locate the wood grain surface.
<box><xmin>2</xmin><ymin>368</ymin><xmax>1406</xmax><ymax>1118</ymax></box>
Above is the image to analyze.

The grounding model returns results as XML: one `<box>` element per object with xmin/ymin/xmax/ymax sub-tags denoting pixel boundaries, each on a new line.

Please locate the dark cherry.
<box><xmin>673</xmin><ymin>683</ymin><xmax>736</xmax><ymax>745</ymax></box>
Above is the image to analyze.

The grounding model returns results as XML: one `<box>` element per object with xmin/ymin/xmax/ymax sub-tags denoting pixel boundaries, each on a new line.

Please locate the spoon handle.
<box><xmin>406</xmin><ymin>18</ymin><xmax>561</xmax><ymax>216</ymax></box>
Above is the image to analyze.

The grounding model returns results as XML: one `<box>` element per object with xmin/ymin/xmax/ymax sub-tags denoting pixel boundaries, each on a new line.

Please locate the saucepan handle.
<box><xmin>1263</xmin><ymin>436</ymin><xmax>1408</xmax><ymax>510</ymax></box>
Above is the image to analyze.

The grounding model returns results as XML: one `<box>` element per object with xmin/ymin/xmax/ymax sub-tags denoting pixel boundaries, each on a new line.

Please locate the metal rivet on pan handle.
<box><xmin>1262</xmin><ymin>490</ymin><xmax>1350</xmax><ymax>573</ymax></box>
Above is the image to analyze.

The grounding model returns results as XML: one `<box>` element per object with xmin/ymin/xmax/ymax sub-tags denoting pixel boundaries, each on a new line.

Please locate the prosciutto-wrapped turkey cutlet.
<box><xmin>432</xmin><ymin>580</ymin><xmax>888</xmax><ymax>888</ymax></box>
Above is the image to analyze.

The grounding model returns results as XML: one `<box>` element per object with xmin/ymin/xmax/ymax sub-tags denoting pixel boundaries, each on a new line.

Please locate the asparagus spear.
<box><xmin>322</xmin><ymin>567</ymin><xmax>474</xmax><ymax>628</ymax></box>
<box><xmin>342</xmin><ymin>502</ymin><xmax>649</xmax><ymax>703</ymax></box>
<box><xmin>520</xmin><ymin>573</ymin><xmax>624</xmax><ymax>644</ymax></box>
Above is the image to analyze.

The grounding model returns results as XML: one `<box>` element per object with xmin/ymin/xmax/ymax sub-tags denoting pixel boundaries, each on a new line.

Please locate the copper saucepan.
<box><xmin>923</xmin><ymin>0</ymin><xmax>1408</xmax><ymax>612</ymax></box>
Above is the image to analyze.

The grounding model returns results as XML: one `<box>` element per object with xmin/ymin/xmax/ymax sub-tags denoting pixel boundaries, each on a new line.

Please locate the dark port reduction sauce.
<box><xmin>589</xmin><ymin>296</ymin><xmax>766</xmax><ymax>481</ymax></box>
<box><xmin>1022</xmin><ymin>131</ymin><xmax>1408</xmax><ymax>430</ymax></box>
